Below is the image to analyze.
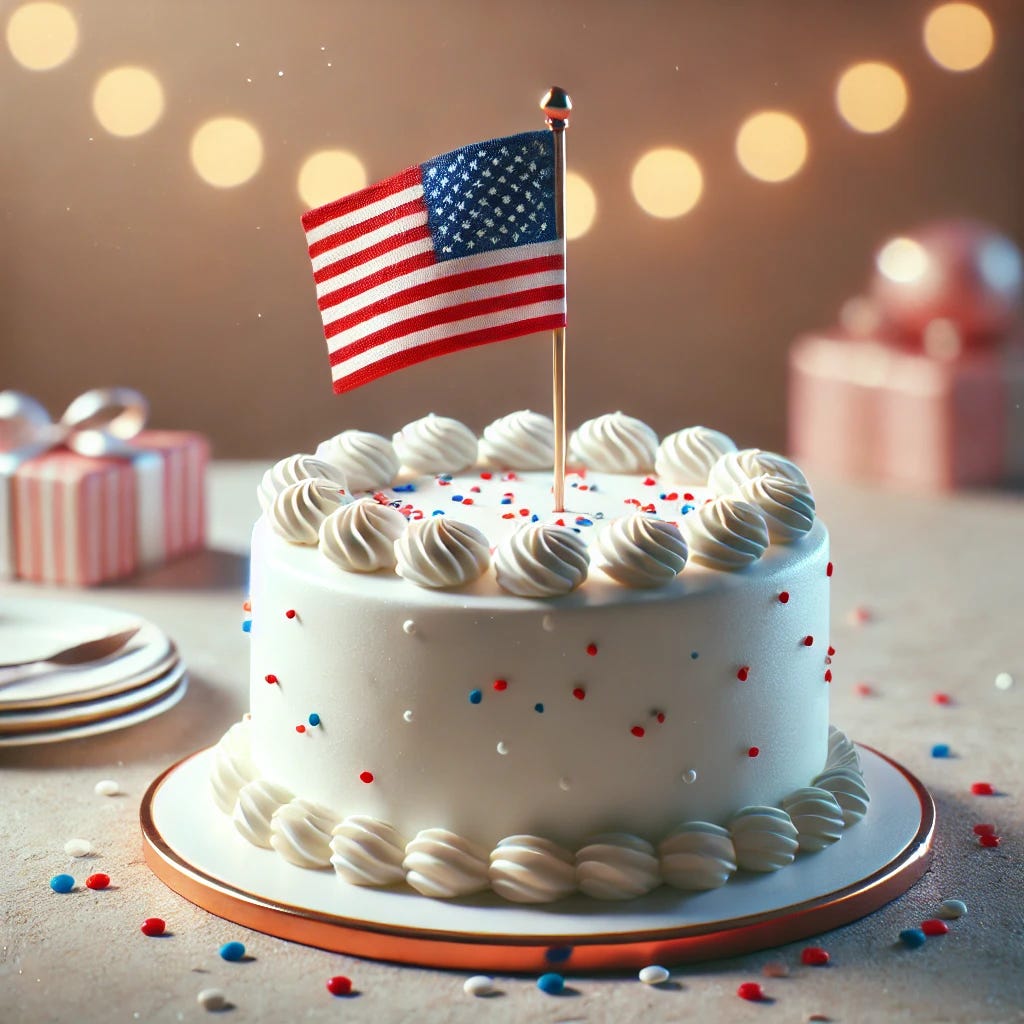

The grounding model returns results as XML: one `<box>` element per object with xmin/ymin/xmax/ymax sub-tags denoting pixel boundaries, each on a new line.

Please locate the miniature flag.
<box><xmin>301</xmin><ymin>131</ymin><xmax>566</xmax><ymax>394</ymax></box>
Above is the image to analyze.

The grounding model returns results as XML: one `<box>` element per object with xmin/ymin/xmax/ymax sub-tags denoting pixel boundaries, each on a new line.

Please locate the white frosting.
<box><xmin>826</xmin><ymin>724</ymin><xmax>862</xmax><ymax>773</ymax></box>
<box><xmin>813</xmin><ymin>766</ymin><xmax>870</xmax><ymax>827</ymax></box>
<box><xmin>258</xmin><ymin>454</ymin><xmax>347</xmax><ymax>513</ymax></box>
<box><xmin>316</xmin><ymin>430</ymin><xmax>399</xmax><ymax>491</ymax></box>
<box><xmin>329</xmin><ymin>816</ymin><xmax>407</xmax><ymax>886</ymax></box>
<box><xmin>709</xmin><ymin>448</ymin><xmax>808</xmax><ymax>497</ymax></box>
<box><xmin>685</xmin><ymin>497</ymin><xmax>769</xmax><ymax>571</ymax></box>
<box><xmin>268</xmin><ymin>478</ymin><xmax>350</xmax><ymax>545</ymax></box>
<box><xmin>394</xmin><ymin>517</ymin><xmax>490</xmax><ymax>589</ymax></box>
<box><xmin>319</xmin><ymin>498</ymin><xmax>407</xmax><ymax>573</ymax></box>
<box><xmin>488</xmin><ymin>835</ymin><xmax>576</xmax><ymax>903</ymax></box>
<box><xmin>393</xmin><ymin>414</ymin><xmax>478</xmax><ymax>474</ymax></box>
<box><xmin>570</xmin><ymin>412</ymin><xmax>658</xmax><ymax>473</ymax></box>
<box><xmin>493</xmin><ymin>523</ymin><xmax>590</xmax><ymax>598</ymax></box>
<box><xmin>210</xmin><ymin>719</ymin><xmax>256</xmax><ymax>814</ymax></box>
<box><xmin>233</xmin><ymin>779</ymin><xmax>293</xmax><ymax>849</ymax></box>
<box><xmin>575</xmin><ymin>834</ymin><xmax>661</xmax><ymax>900</ymax></box>
<box><xmin>269</xmin><ymin>799</ymin><xmax>337</xmax><ymax>868</ymax></box>
<box><xmin>739</xmin><ymin>474</ymin><xmax>816</xmax><ymax>543</ymax></box>
<box><xmin>403</xmin><ymin>828</ymin><xmax>491</xmax><ymax>898</ymax></box>
<box><xmin>655</xmin><ymin>426</ymin><xmax>737</xmax><ymax>484</ymax></box>
<box><xmin>480</xmin><ymin>410</ymin><xmax>554</xmax><ymax>470</ymax></box>
<box><xmin>728</xmin><ymin>806</ymin><xmax>800</xmax><ymax>872</ymax></box>
<box><xmin>658</xmin><ymin>822</ymin><xmax>737</xmax><ymax>891</ymax></box>
<box><xmin>780</xmin><ymin>787</ymin><xmax>845</xmax><ymax>852</ymax></box>
<box><xmin>596</xmin><ymin>514</ymin><xmax>688</xmax><ymax>589</ymax></box>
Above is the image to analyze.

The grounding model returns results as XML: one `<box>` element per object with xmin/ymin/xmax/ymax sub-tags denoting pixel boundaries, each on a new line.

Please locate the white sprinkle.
<box><xmin>94</xmin><ymin>779</ymin><xmax>119</xmax><ymax>797</ymax></box>
<box><xmin>995</xmin><ymin>672</ymin><xmax>1014</xmax><ymax>691</ymax></box>
<box><xmin>403</xmin><ymin>709</ymin><xmax>414</xmax><ymax>723</ymax></box>
<box><xmin>402</xmin><ymin>619</ymin><xmax>417</xmax><ymax>636</ymax></box>
<box><xmin>638</xmin><ymin>964</ymin><xmax>670</xmax><ymax>985</ymax></box>
<box><xmin>681</xmin><ymin>769</ymin><xmax>697</xmax><ymax>784</ymax></box>
<box><xmin>939</xmin><ymin>898</ymin><xmax>967</xmax><ymax>919</ymax></box>
<box><xmin>197</xmin><ymin>989</ymin><xmax>228</xmax><ymax>1011</ymax></box>
<box><xmin>496</xmin><ymin>741</ymin><xmax>509</xmax><ymax>756</ymax></box>
<box><xmin>64</xmin><ymin>838</ymin><xmax>92</xmax><ymax>858</ymax></box>
<box><xmin>558</xmin><ymin>776</ymin><xmax>571</xmax><ymax>791</ymax></box>
<box><xmin>762</xmin><ymin>960</ymin><xmax>790</xmax><ymax>978</ymax></box>
<box><xmin>463</xmin><ymin>975</ymin><xmax>495</xmax><ymax>997</ymax></box>
<box><xmin>277</xmin><ymin>70</ymin><xmax>284</xmax><ymax>77</ymax></box>
<box><xmin>542</xmin><ymin>615</ymin><xmax>555</xmax><ymax>632</ymax></box>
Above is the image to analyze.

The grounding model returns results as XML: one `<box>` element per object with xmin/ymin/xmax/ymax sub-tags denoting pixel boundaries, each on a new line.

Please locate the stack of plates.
<box><xmin>0</xmin><ymin>600</ymin><xmax>188</xmax><ymax>746</ymax></box>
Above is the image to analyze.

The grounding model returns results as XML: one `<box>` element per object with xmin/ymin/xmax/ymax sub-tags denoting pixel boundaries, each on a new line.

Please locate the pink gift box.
<box><xmin>789</xmin><ymin>331</ymin><xmax>1024</xmax><ymax>491</ymax></box>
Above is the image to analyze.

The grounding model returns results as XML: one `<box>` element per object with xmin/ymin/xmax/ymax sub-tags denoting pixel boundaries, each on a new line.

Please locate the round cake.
<box><xmin>210</xmin><ymin>411</ymin><xmax>868</xmax><ymax>902</ymax></box>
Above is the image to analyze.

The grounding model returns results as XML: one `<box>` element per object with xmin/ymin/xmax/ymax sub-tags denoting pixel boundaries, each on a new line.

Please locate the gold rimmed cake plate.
<box><xmin>141</xmin><ymin>744</ymin><xmax>933</xmax><ymax>972</ymax></box>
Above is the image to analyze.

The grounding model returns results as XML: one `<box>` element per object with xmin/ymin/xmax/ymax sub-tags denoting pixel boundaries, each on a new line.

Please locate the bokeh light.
<box><xmin>92</xmin><ymin>67</ymin><xmax>165</xmax><ymax>138</ymax></box>
<box><xmin>630</xmin><ymin>148</ymin><xmax>704</xmax><ymax>219</ymax></box>
<box><xmin>297</xmin><ymin>149</ymin><xmax>368</xmax><ymax>208</ymax></box>
<box><xmin>836</xmin><ymin>62</ymin><xmax>909</xmax><ymax>134</ymax></box>
<box><xmin>923</xmin><ymin>3</ymin><xmax>994</xmax><ymax>71</ymax></box>
<box><xmin>876</xmin><ymin>237</ymin><xmax>928</xmax><ymax>284</ymax></box>
<box><xmin>735</xmin><ymin>111</ymin><xmax>808</xmax><ymax>183</ymax></box>
<box><xmin>190</xmin><ymin>117</ymin><xmax>263</xmax><ymax>188</ymax></box>
<box><xmin>564</xmin><ymin>171</ymin><xmax>597</xmax><ymax>239</ymax></box>
<box><xmin>5</xmin><ymin>2</ymin><xmax>77</xmax><ymax>70</ymax></box>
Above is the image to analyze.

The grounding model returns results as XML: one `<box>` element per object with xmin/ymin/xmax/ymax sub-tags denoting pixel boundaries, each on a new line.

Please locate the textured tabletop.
<box><xmin>2</xmin><ymin>464</ymin><xmax>1022</xmax><ymax>1024</ymax></box>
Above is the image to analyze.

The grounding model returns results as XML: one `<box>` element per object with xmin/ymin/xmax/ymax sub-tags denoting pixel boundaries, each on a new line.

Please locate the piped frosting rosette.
<box><xmin>739</xmin><ymin>473</ymin><xmax>815</xmax><ymax>542</ymax></box>
<box><xmin>258</xmin><ymin>454</ymin><xmax>347</xmax><ymax>513</ymax></box>
<box><xmin>316</xmin><ymin>430</ymin><xmax>399</xmax><ymax>491</ymax></box>
<box><xmin>268</xmin><ymin>478</ymin><xmax>351</xmax><ymax>545</ymax></box>
<box><xmin>493</xmin><ymin>523</ymin><xmax>590</xmax><ymax>598</ymax></box>
<box><xmin>685</xmin><ymin>497</ymin><xmax>770</xmax><ymax>571</ymax></box>
<box><xmin>569</xmin><ymin>412</ymin><xmax>658</xmax><ymax>473</ymax></box>
<box><xmin>394</xmin><ymin>517</ymin><xmax>490</xmax><ymax>589</ymax></box>
<box><xmin>393</xmin><ymin>414</ymin><xmax>478</xmax><ymax>474</ymax></box>
<box><xmin>319</xmin><ymin>497</ymin><xmax>407</xmax><ymax>573</ymax></box>
<box><xmin>596</xmin><ymin>513</ymin><xmax>688</xmax><ymax>588</ymax></box>
<box><xmin>708</xmin><ymin>448</ymin><xmax>808</xmax><ymax>497</ymax></box>
<box><xmin>480</xmin><ymin>410</ymin><xmax>555</xmax><ymax>470</ymax></box>
<box><xmin>655</xmin><ymin>426</ymin><xmax>737</xmax><ymax>484</ymax></box>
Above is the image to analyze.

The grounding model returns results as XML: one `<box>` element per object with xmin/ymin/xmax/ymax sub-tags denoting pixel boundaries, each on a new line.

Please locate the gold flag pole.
<box><xmin>541</xmin><ymin>86</ymin><xmax>571</xmax><ymax>513</ymax></box>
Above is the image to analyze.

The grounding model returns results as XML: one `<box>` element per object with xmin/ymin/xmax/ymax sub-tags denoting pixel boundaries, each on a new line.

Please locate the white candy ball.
<box><xmin>94</xmin><ymin>779</ymin><xmax>120</xmax><ymax>796</ymax></box>
<box><xmin>939</xmin><ymin>898</ymin><xmax>968</xmax><ymax>919</ymax></box>
<box><xmin>197</xmin><ymin>988</ymin><xmax>228</xmax><ymax>1011</ymax></box>
<box><xmin>64</xmin><ymin>838</ymin><xmax>92</xmax><ymax>857</ymax></box>
<box><xmin>639</xmin><ymin>964</ymin><xmax>670</xmax><ymax>985</ymax></box>
<box><xmin>463</xmin><ymin>975</ymin><xmax>495</xmax><ymax>997</ymax></box>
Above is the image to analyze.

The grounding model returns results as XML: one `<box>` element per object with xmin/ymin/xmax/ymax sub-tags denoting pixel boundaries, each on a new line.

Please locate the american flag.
<box><xmin>301</xmin><ymin>131</ymin><xmax>566</xmax><ymax>394</ymax></box>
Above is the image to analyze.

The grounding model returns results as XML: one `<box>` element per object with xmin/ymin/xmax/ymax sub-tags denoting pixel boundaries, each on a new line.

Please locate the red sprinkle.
<box><xmin>285</xmin><ymin>609</ymin><xmax>297</xmax><ymax>620</ymax></box>
<box><xmin>827</xmin><ymin>645</ymin><xmax>836</xmax><ymax>656</ymax></box>
<box><xmin>854</xmin><ymin>682</ymin><xmax>873</xmax><ymax>697</ymax></box>
<box><xmin>971</xmin><ymin>782</ymin><xmax>995</xmax><ymax>796</ymax></box>
<box><xmin>683</xmin><ymin>492</ymin><xmax>694</xmax><ymax>501</ymax></box>
<box><xmin>973</xmin><ymin>823</ymin><xmax>996</xmax><ymax>835</ymax></box>
<box><xmin>979</xmin><ymin>834</ymin><xmax>1001</xmax><ymax>848</ymax></box>
<box><xmin>265</xmin><ymin>674</ymin><xmax>278</xmax><ymax>684</ymax></box>
<box><xmin>801</xmin><ymin>946</ymin><xmax>830</xmax><ymax>966</ymax></box>
<box><xmin>778</xmin><ymin>591</ymin><xmax>790</xmax><ymax>604</ymax></box>
<box><xmin>586</xmin><ymin>643</ymin><xmax>598</xmax><ymax>657</ymax></box>
<box><xmin>748</xmin><ymin>746</ymin><xmax>760</xmax><ymax>758</ymax></box>
<box><xmin>803</xmin><ymin>635</ymin><xmax>814</xmax><ymax>646</ymax></box>
<box><xmin>643</xmin><ymin>476</ymin><xmax>656</xmax><ymax>486</ymax></box>
<box><xmin>493</xmin><ymin>679</ymin><xmax>508</xmax><ymax>691</ymax></box>
<box><xmin>359</xmin><ymin>771</ymin><xmax>374</xmax><ymax>784</ymax></box>
<box><xmin>737</xmin><ymin>666</ymin><xmax>750</xmax><ymax>682</ymax></box>
<box><xmin>462</xmin><ymin>498</ymin><xmax>474</xmax><ymax>506</ymax></box>
<box><xmin>826</xmin><ymin>561</ymin><xmax>834</xmax><ymax>577</ymax></box>
<box><xmin>631</xmin><ymin>726</ymin><xmax>645</xmax><ymax>738</ymax></box>
<box><xmin>326</xmin><ymin>976</ymin><xmax>353</xmax><ymax>996</ymax></box>
<box><xmin>295</xmin><ymin>724</ymin><xmax>306</xmax><ymax>734</ymax></box>
<box><xmin>479</xmin><ymin>471</ymin><xmax>492</xmax><ymax>480</ymax></box>
<box><xmin>824</xmin><ymin>670</ymin><xmax>833</xmax><ymax>683</ymax></box>
<box><xmin>242</xmin><ymin>600</ymin><xmax>251</xmax><ymax>612</ymax></box>
<box><xmin>86</xmin><ymin>873</ymin><xmax>110</xmax><ymax>890</ymax></box>
<box><xmin>502</xmin><ymin>512</ymin><xmax>515</xmax><ymax>519</ymax></box>
<box><xmin>572</xmin><ymin>687</ymin><xmax>586</xmax><ymax>701</ymax></box>
<box><xmin>932</xmin><ymin>692</ymin><xmax>952</xmax><ymax>706</ymax></box>
<box><xmin>737</xmin><ymin>982</ymin><xmax>764</xmax><ymax>1001</ymax></box>
<box><xmin>655</xmin><ymin>711</ymin><xmax>666</xmax><ymax>724</ymax></box>
<box><xmin>140</xmin><ymin>917</ymin><xmax>165</xmax><ymax>937</ymax></box>
<box><xmin>921</xmin><ymin>919</ymin><xmax>949</xmax><ymax>935</ymax></box>
<box><xmin>518</xmin><ymin>508</ymin><xmax>530</xmax><ymax>517</ymax></box>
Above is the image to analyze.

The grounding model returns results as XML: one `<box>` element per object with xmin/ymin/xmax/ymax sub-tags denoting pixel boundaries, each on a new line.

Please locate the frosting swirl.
<box><xmin>659</xmin><ymin>822</ymin><xmax>737</xmax><ymax>891</ymax></box>
<box><xmin>596</xmin><ymin>514</ymin><xmax>688</xmax><ymax>588</ymax></box>
<box><xmin>494</xmin><ymin>523</ymin><xmax>590</xmax><ymax>598</ymax></box>
<box><xmin>330</xmin><ymin>816</ymin><xmax>408</xmax><ymax>886</ymax></box>
<box><xmin>728</xmin><ymin>806</ymin><xmax>799</xmax><ymax>872</ymax></box>
<box><xmin>480</xmin><ymin>410</ymin><xmax>555</xmax><ymax>470</ymax></box>
<box><xmin>319</xmin><ymin>498</ymin><xmax>407</xmax><ymax>573</ymax></box>
<box><xmin>708</xmin><ymin>448</ymin><xmax>808</xmax><ymax>497</ymax></box>
<box><xmin>780</xmin><ymin>787</ymin><xmax>845</xmax><ymax>852</ymax></box>
<box><xmin>403</xmin><ymin>828</ymin><xmax>491</xmax><ymax>898</ymax></box>
<box><xmin>233</xmin><ymin>779</ymin><xmax>293</xmax><ymax>849</ymax></box>
<box><xmin>812</xmin><ymin>766</ymin><xmax>870</xmax><ymax>827</ymax></box>
<box><xmin>258</xmin><ymin>454</ymin><xmax>346</xmax><ymax>513</ymax></box>
<box><xmin>394</xmin><ymin>517</ymin><xmax>490</xmax><ymax>589</ymax></box>
<box><xmin>268</xmin><ymin>478</ymin><xmax>350</xmax><ymax>545</ymax></box>
<box><xmin>739</xmin><ymin>474</ymin><xmax>815</xmax><ymax>543</ymax></box>
<box><xmin>655</xmin><ymin>426</ymin><xmax>737</xmax><ymax>485</ymax></box>
<box><xmin>826</xmin><ymin>724</ymin><xmax>862</xmax><ymax>773</ymax></box>
<box><xmin>316</xmin><ymin>430</ymin><xmax>399</xmax><ymax>491</ymax></box>
<box><xmin>575</xmin><ymin>834</ymin><xmax>661</xmax><ymax>900</ymax></box>
<box><xmin>210</xmin><ymin>720</ymin><xmax>256</xmax><ymax>815</ymax></box>
<box><xmin>488</xmin><ymin>835</ymin><xmax>576</xmax><ymax>904</ymax></box>
<box><xmin>569</xmin><ymin>412</ymin><xmax>658</xmax><ymax>473</ymax></box>
<box><xmin>685</xmin><ymin>497</ymin><xmax>769</xmax><ymax>571</ymax></box>
<box><xmin>393</xmin><ymin>414</ymin><xmax>478</xmax><ymax>474</ymax></box>
<box><xmin>270</xmin><ymin>799</ymin><xmax>337</xmax><ymax>869</ymax></box>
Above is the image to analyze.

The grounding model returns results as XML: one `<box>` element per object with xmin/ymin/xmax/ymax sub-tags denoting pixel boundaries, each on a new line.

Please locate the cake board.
<box><xmin>141</xmin><ymin>744</ymin><xmax>934</xmax><ymax>973</ymax></box>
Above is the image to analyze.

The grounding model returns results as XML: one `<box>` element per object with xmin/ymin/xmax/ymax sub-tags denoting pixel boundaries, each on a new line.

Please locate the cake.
<box><xmin>209</xmin><ymin>411</ymin><xmax>868</xmax><ymax>903</ymax></box>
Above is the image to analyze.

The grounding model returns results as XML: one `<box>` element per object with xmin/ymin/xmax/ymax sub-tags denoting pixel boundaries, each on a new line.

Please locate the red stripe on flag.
<box><xmin>326</xmin><ymin>283</ymin><xmax>566</xmax><ymax>357</ymax></box>
<box><xmin>317</xmin><ymin>250</ymin><xmax>438</xmax><ymax>311</ymax></box>
<box><xmin>320</xmin><ymin>254</ymin><xmax>566</xmax><ymax>330</ymax></box>
<box><xmin>301</xmin><ymin>166</ymin><xmax>421</xmax><ymax>231</ymax></box>
<box><xmin>331</xmin><ymin>314</ymin><xmax>567</xmax><ymax>394</ymax></box>
<box><xmin>312</xmin><ymin>225</ymin><xmax>432</xmax><ymax>285</ymax></box>
<box><xmin>307</xmin><ymin>198</ymin><xmax>427</xmax><ymax>260</ymax></box>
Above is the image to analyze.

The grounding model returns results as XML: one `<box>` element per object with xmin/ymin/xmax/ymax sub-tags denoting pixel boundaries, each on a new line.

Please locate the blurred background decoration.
<box><xmin>1</xmin><ymin>0</ymin><xmax>1020</xmax><ymax>457</ymax></box>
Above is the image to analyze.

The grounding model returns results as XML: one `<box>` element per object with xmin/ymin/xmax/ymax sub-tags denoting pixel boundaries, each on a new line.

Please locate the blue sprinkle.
<box><xmin>437</xmin><ymin>473</ymin><xmax>453</xmax><ymax>482</ymax></box>
<box><xmin>537</xmin><ymin>973</ymin><xmax>565</xmax><ymax>995</ymax></box>
<box><xmin>691</xmin><ymin>651</ymin><xmax>699</xmax><ymax>660</ymax></box>
<box><xmin>570</xmin><ymin>481</ymin><xmax>579</xmax><ymax>488</ymax></box>
<box><xmin>452</xmin><ymin>495</ymin><xmax>464</xmax><ymax>502</ymax></box>
<box><xmin>575</xmin><ymin>517</ymin><xmax>593</xmax><ymax>527</ymax></box>
<box><xmin>589</xmin><ymin>484</ymin><xmax>598</xmax><ymax>492</ymax></box>
<box><xmin>931</xmin><ymin>743</ymin><xmax>951</xmax><ymax>758</ymax></box>
<box><xmin>659</xmin><ymin>493</ymin><xmax>668</xmax><ymax>500</ymax></box>
<box><xmin>431</xmin><ymin>510</ymin><xmax>445</xmax><ymax>516</ymax></box>
<box><xmin>531</xmin><ymin>514</ymin><xmax>540</xmax><ymax>522</ymax></box>
<box><xmin>500</xmin><ymin>497</ymin><xmax>512</xmax><ymax>505</ymax></box>
<box><xmin>534</xmin><ymin>702</ymin><xmax>545</xmax><ymax>713</ymax></box>
<box><xmin>545</xmin><ymin>945</ymin><xmax>573</xmax><ymax>964</ymax></box>
<box><xmin>393</xmin><ymin>483</ymin><xmax>416</xmax><ymax>492</ymax></box>
<box><xmin>389</xmin><ymin>500</ymin><xmax>402</xmax><ymax>508</ymax></box>
<box><xmin>49</xmin><ymin>874</ymin><xmax>75</xmax><ymax>894</ymax></box>
<box><xmin>594</xmin><ymin>511</ymin><xmax>604</xmax><ymax>520</ymax></box>
<box><xmin>680</xmin><ymin>504</ymin><xmax>695</xmax><ymax>515</ymax></box>
<box><xmin>242</xmin><ymin>620</ymin><xmax>252</xmax><ymax>633</ymax></box>
<box><xmin>308</xmin><ymin>713</ymin><xmax>321</xmax><ymax>727</ymax></box>
<box><xmin>571</xmin><ymin>528</ymin><xmax>581</xmax><ymax>534</ymax></box>
<box><xmin>469</xmin><ymin>689</ymin><xmax>482</xmax><ymax>705</ymax></box>
<box><xmin>219</xmin><ymin>940</ymin><xmax>246</xmax><ymax>961</ymax></box>
<box><xmin>899</xmin><ymin>928</ymin><xmax>926</xmax><ymax>949</ymax></box>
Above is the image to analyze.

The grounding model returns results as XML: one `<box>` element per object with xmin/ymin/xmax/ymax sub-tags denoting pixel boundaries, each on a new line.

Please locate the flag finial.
<box><xmin>541</xmin><ymin>86</ymin><xmax>572</xmax><ymax>125</ymax></box>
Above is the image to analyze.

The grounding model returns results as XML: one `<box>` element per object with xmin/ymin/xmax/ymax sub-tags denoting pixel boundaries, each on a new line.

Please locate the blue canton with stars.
<box><xmin>420</xmin><ymin>131</ymin><xmax>557</xmax><ymax>262</ymax></box>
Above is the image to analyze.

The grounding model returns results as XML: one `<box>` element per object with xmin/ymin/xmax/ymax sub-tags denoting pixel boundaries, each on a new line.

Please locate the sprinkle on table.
<box><xmin>631</xmin><ymin>725</ymin><xmax>646</xmax><ymax>738</ymax></box>
<box><xmin>586</xmin><ymin>643</ymin><xmax>598</xmax><ymax>656</ymax></box>
<box><xmin>762</xmin><ymin>961</ymin><xmax>789</xmax><ymax>978</ymax></box>
<box><xmin>49</xmin><ymin>874</ymin><xmax>75</xmax><ymax>893</ymax></box>
<box><xmin>308</xmin><ymin>713</ymin><xmax>321</xmax><ymax>727</ymax></box>
<box><xmin>572</xmin><ymin>686</ymin><xmax>586</xmax><ymax>700</ymax></box>
<box><xmin>970</xmin><ymin>782</ymin><xmax>995</xmax><ymax>796</ymax></box>
<box><xmin>979</xmin><ymin>834</ymin><xmax>1001</xmax><ymax>847</ymax></box>
<box><xmin>737</xmin><ymin>666</ymin><xmax>750</xmax><ymax>682</ymax></box>
<box><xmin>285</xmin><ymin>609</ymin><xmax>297</xmax><ymax>620</ymax></box>
<box><xmin>219</xmin><ymin>941</ymin><xmax>246</xmax><ymax>962</ymax></box>
<box><xmin>326</xmin><ymin>975</ymin><xmax>353</xmax><ymax>996</ymax></box>
<box><xmin>854</xmin><ymin>682</ymin><xmax>873</xmax><ymax>697</ymax></box>
<box><xmin>930</xmin><ymin>743</ymin><xmax>951</xmax><ymax>758</ymax></box>
<box><xmin>994</xmin><ymin>671</ymin><xmax>1014</xmax><ymax>690</ymax></box>
<box><xmin>197</xmin><ymin>989</ymin><xmax>228</xmax><ymax>1012</ymax></box>
<box><xmin>469</xmin><ymin>689</ymin><xmax>483</xmax><ymax>705</ymax></box>
<box><xmin>638</xmin><ymin>964</ymin><xmax>670</xmax><ymax>985</ymax></box>
<box><xmin>939</xmin><ymin>898</ymin><xmax>967</xmax><ymax>919</ymax></box>
<box><xmin>737</xmin><ymin>981</ymin><xmax>764</xmax><ymax>1001</ymax></box>
<box><xmin>359</xmin><ymin>771</ymin><xmax>374</xmax><ymax>784</ymax></box>
<box><xmin>64</xmin><ymin>838</ymin><xmax>92</xmax><ymax>857</ymax></box>
<box><xmin>536</xmin><ymin>972</ymin><xmax>565</xmax><ymax>995</ymax></box>
<box><xmin>973</xmin><ymin>823</ymin><xmax>996</xmax><ymax>835</ymax></box>
<box><xmin>920</xmin><ymin>919</ymin><xmax>949</xmax><ymax>936</ymax></box>
<box><xmin>141</xmin><ymin>917</ymin><xmax>166</xmax><ymax>937</ymax></box>
<box><xmin>94</xmin><ymin>779</ymin><xmax>120</xmax><ymax>797</ymax></box>
<box><xmin>493</xmin><ymin>679</ymin><xmax>508</xmax><ymax>691</ymax></box>
<box><xmin>747</xmin><ymin>746</ymin><xmax>760</xmax><ymax>758</ymax></box>
<box><xmin>803</xmin><ymin>635</ymin><xmax>814</xmax><ymax>647</ymax></box>
<box><xmin>295</xmin><ymin>724</ymin><xmax>306</xmax><ymax>734</ymax></box>
<box><xmin>801</xmin><ymin>946</ymin><xmax>830</xmax><ymax>966</ymax></box>
<box><xmin>463</xmin><ymin>975</ymin><xmax>495</xmax><ymax>997</ymax></box>
<box><xmin>265</xmin><ymin>674</ymin><xmax>278</xmax><ymax>684</ymax></box>
<box><xmin>932</xmin><ymin>692</ymin><xmax>953</xmax><ymax>706</ymax></box>
<box><xmin>778</xmin><ymin>591</ymin><xmax>790</xmax><ymax>604</ymax></box>
<box><xmin>899</xmin><ymin>927</ymin><xmax>926</xmax><ymax>949</ymax></box>
<box><xmin>86</xmin><ymin>873</ymin><xmax>110</xmax><ymax>890</ymax></box>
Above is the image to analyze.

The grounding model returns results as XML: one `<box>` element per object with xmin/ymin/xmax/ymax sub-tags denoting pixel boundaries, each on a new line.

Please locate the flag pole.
<box><xmin>541</xmin><ymin>86</ymin><xmax>571</xmax><ymax>513</ymax></box>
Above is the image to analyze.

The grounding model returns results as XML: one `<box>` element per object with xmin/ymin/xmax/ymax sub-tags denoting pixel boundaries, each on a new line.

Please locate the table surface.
<box><xmin>2</xmin><ymin>464</ymin><xmax>1022</xmax><ymax>1024</ymax></box>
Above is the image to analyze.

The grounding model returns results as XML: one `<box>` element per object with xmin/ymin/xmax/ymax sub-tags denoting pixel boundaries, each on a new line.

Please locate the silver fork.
<box><xmin>0</xmin><ymin>626</ymin><xmax>140</xmax><ymax>671</ymax></box>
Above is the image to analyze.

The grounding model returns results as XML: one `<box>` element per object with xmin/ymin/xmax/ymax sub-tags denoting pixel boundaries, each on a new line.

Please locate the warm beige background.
<box><xmin>1</xmin><ymin>0</ymin><xmax>1022</xmax><ymax>457</ymax></box>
